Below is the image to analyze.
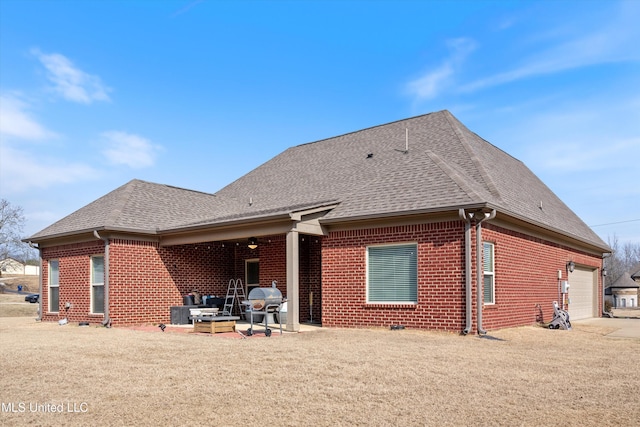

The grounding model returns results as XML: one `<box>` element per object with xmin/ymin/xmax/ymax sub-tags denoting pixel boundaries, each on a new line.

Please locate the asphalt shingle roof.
<box><xmin>28</xmin><ymin>110</ymin><xmax>608</xmax><ymax>250</ymax></box>
<box><xmin>609</xmin><ymin>272</ymin><xmax>640</xmax><ymax>289</ymax></box>
<box><xmin>28</xmin><ymin>180</ymin><xmax>227</xmax><ymax>239</ymax></box>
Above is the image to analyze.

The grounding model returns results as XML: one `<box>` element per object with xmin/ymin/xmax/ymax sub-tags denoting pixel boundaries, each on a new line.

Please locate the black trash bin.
<box><xmin>183</xmin><ymin>294</ymin><xmax>195</xmax><ymax>306</ymax></box>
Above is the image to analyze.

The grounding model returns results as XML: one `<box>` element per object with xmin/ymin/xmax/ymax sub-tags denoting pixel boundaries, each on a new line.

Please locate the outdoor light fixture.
<box><xmin>248</xmin><ymin>237</ymin><xmax>258</xmax><ymax>250</ymax></box>
<box><xmin>602</xmin><ymin>267</ymin><xmax>607</xmax><ymax>277</ymax></box>
<box><xmin>567</xmin><ymin>261</ymin><xmax>575</xmax><ymax>273</ymax></box>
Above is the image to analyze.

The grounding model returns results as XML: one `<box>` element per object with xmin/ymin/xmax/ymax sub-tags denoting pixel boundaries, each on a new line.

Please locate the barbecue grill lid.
<box><xmin>246</xmin><ymin>287</ymin><xmax>283</xmax><ymax>310</ymax></box>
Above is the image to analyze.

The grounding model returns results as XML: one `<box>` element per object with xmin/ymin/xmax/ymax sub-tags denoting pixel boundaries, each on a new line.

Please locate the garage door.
<box><xmin>568</xmin><ymin>267</ymin><xmax>597</xmax><ymax>320</ymax></box>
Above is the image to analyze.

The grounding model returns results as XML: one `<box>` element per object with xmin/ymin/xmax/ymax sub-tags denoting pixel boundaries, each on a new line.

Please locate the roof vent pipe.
<box><xmin>94</xmin><ymin>230</ymin><xmax>111</xmax><ymax>327</ymax></box>
<box><xmin>458</xmin><ymin>209</ymin><xmax>473</xmax><ymax>335</ymax></box>
<box><xmin>405</xmin><ymin>128</ymin><xmax>409</xmax><ymax>152</ymax></box>
<box><xmin>475</xmin><ymin>209</ymin><xmax>496</xmax><ymax>335</ymax></box>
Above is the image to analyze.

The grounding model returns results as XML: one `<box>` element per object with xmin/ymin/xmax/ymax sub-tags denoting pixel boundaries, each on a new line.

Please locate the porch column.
<box><xmin>286</xmin><ymin>230</ymin><xmax>300</xmax><ymax>332</ymax></box>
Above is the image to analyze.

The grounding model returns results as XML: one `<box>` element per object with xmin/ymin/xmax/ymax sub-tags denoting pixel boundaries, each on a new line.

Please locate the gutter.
<box><xmin>93</xmin><ymin>230</ymin><xmax>111</xmax><ymax>327</ymax></box>
<box><xmin>475</xmin><ymin>209</ymin><xmax>496</xmax><ymax>335</ymax></box>
<box><xmin>602</xmin><ymin>252</ymin><xmax>612</xmax><ymax>316</ymax></box>
<box><xmin>24</xmin><ymin>226</ymin><xmax>156</xmax><ymax>245</ymax></box>
<box><xmin>458</xmin><ymin>209</ymin><xmax>473</xmax><ymax>335</ymax></box>
<box><xmin>27</xmin><ymin>242</ymin><xmax>42</xmax><ymax>321</ymax></box>
<box><xmin>319</xmin><ymin>203</ymin><xmax>609</xmax><ymax>253</ymax></box>
<box><xmin>458</xmin><ymin>208</ymin><xmax>496</xmax><ymax>335</ymax></box>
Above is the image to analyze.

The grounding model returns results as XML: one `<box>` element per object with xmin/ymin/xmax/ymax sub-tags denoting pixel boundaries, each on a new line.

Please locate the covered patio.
<box><xmin>156</xmin><ymin>203</ymin><xmax>336</xmax><ymax>331</ymax></box>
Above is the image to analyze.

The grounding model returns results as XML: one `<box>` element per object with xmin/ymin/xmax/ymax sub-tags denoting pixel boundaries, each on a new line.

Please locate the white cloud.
<box><xmin>499</xmin><ymin>96</ymin><xmax>640</xmax><ymax>174</ymax></box>
<box><xmin>532</xmin><ymin>137</ymin><xmax>640</xmax><ymax>172</ymax></box>
<box><xmin>172</xmin><ymin>0</ymin><xmax>204</xmax><ymax>17</ymax></box>
<box><xmin>0</xmin><ymin>94</ymin><xmax>57</xmax><ymax>140</ymax></box>
<box><xmin>101</xmin><ymin>131</ymin><xmax>161</xmax><ymax>168</ymax></box>
<box><xmin>31</xmin><ymin>49</ymin><xmax>111</xmax><ymax>104</ymax></box>
<box><xmin>460</xmin><ymin>3</ymin><xmax>640</xmax><ymax>93</ymax></box>
<box><xmin>406</xmin><ymin>38</ymin><xmax>476</xmax><ymax>100</ymax></box>
<box><xmin>0</xmin><ymin>144</ymin><xmax>99</xmax><ymax>194</ymax></box>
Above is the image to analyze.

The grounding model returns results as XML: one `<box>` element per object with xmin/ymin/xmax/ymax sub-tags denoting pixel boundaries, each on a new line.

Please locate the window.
<box><xmin>245</xmin><ymin>259</ymin><xmax>259</xmax><ymax>293</ymax></box>
<box><xmin>49</xmin><ymin>260</ymin><xmax>59</xmax><ymax>312</ymax></box>
<box><xmin>367</xmin><ymin>243</ymin><xmax>417</xmax><ymax>303</ymax></box>
<box><xmin>91</xmin><ymin>256</ymin><xmax>105</xmax><ymax>314</ymax></box>
<box><xmin>483</xmin><ymin>242</ymin><xmax>495</xmax><ymax>305</ymax></box>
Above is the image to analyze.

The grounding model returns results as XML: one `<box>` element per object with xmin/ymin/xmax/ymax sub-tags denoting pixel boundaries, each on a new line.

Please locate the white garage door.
<box><xmin>568</xmin><ymin>267</ymin><xmax>597</xmax><ymax>320</ymax></box>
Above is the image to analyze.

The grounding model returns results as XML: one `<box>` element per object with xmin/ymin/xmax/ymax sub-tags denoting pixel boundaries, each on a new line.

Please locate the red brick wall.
<box><xmin>41</xmin><ymin>239</ymin><xmax>237</xmax><ymax>326</ymax></box>
<box><xmin>41</xmin><ymin>241</ymin><xmax>105</xmax><ymax>324</ymax></box>
<box><xmin>251</xmin><ymin>235</ymin><xmax>286</xmax><ymax>291</ymax></box>
<box><xmin>322</xmin><ymin>222</ymin><xmax>466</xmax><ymax>331</ymax></box>
<box><xmin>481</xmin><ymin>224</ymin><xmax>602</xmax><ymax>330</ymax></box>
<box><xmin>39</xmin><ymin>222</ymin><xmax>602</xmax><ymax>331</ymax></box>
<box><xmin>321</xmin><ymin>221</ymin><xmax>603</xmax><ymax>333</ymax></box>
<box><xmin>157</xmin><ymin>241</ymin><xmax>233</xmax><ymax>298</ymax></box>
<box><xmin>299</xmin><ymin>236</ymin><xmax>322</xmax><ymax>323</ymax></box>
<box><xmin>110</xmin><ymin>240</ymin><xmax>240</xmax><ymax>325</ymax></box>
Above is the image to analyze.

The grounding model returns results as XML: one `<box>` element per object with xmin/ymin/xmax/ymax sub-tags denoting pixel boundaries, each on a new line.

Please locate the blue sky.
<box><xmin>1</xmin><ymin>0</ymin><xmax>639</xmax><ymax>245</ymax></box>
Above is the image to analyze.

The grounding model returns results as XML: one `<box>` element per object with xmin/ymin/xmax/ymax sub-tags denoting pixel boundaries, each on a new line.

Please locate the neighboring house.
<box><xmin>24</xmin><ymin>111</ymin><xmax>609</xmax><ymax>333</ymax></box>
<box><xmin>0</xmin><ymin>257</ymin><xmax>39</xmax><ymax>276</ymax></box>
<box><xmin>606</xmin><ymin>267</ymin><xmax>640</xmax><ymax>308</ymax></box>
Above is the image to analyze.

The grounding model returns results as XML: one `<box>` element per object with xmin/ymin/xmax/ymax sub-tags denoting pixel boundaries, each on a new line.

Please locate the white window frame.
<box><xmin>483</xmin><ymin>241</ymin><xmax>495</xmax><ymax>305</ymax></box>
<box><xmin>48</xmin><ymin>260</ymin><xmax>59</xmax><ymax>313</ymax></box>
<box><xmin>366</xmin><ymin>242</ymin><xmax>418</xmax><ymax>304</ymax></box>
<box><xmin>91</xmin><ymin>255</ymin><xmax>105</xmax><ymax>314</ymax></box>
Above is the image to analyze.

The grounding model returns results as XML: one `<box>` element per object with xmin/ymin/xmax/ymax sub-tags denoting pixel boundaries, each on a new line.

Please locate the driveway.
<box><xmin>574</xmin><ymin>317</ymin><xmax>640</xmax><ymax>339</ymax></box>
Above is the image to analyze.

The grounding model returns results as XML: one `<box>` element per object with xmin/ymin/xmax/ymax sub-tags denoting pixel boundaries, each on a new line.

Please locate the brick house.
<box><xmin>25</xmin><ymin>111</ymin><xmax>609</xmax><ymax>333</ymax></box>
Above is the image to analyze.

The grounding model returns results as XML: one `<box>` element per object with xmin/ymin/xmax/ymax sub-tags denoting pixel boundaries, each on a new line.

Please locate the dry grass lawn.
<box><xmin>1</xmin><ymin>313</ymin><xmax>639</xmax><ymax>427</ymax></box>
<box><xmin>0</xmin><ymin>275</ymin><xmax>40</xmax><ymax>293</ymax></box>
<box><xmin>0</xmin><ymin>294</ymin><xmax>39</xmax><ymax>317</ymax></box>
<box><xmin>0</xmin><ymin>276</ymin><xmax>40</xmax><ymax>318</ymax></box>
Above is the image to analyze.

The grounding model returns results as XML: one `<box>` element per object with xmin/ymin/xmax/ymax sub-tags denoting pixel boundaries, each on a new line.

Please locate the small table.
<box><xmin>191</xmin><ymin>315</ymin><xmax>240</xmax><ymax>334</ymax></box>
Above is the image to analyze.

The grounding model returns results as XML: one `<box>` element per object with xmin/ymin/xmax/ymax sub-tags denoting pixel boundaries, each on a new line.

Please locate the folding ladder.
<box><xmin>223</xmin><ymin>278</ymin><xmax>246</xmax><ymax>317</ymax></box>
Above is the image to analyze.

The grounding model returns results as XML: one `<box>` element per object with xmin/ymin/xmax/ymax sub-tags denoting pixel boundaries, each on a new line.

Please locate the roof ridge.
<box><xmin>134</xmin><ymin>178</ymin><xmax>218</xmax><ymax>197</ymax></box>
<box><xmin>294</xmin><ymin>110</ymin><xmax>448</xmax><ymax>148</ymax></box>
<box><xmin>443</xmin><ymin>111</ymin><xmax>504</xmax><ymax>204</ymax></box>
<box><xmin>105</xmin><ymin>179</ymin><xmax>139</xmax><ymax>227</ymax></box>
<box><xmin>425</xmin><ymin>150</ymin><xmax>481</xmax><ymax>201</ymax></box>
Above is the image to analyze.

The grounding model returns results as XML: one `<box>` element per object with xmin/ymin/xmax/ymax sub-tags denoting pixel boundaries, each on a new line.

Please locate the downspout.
<box><xmin>458</xmin><ymin>209</ymin><xmax>472</xmax><ymax>335</ymax></box>
<box><xmin>475</xmin><ymin>209</ymin><xmax>496</xmax><ymax>335</ymax></box>
<box><xmin>93</xmin><ymin>230</ymin><xmax>111</xmax><ymax>327</ymax></box>
<box><xmin>602</xmin><ymin>253</ymin><xmax>611</xmax><ymax>316</ymax></box>
<box><xmin>28</xmin><ymin>242</ymin><xmax>42</xmax><ymax>321</ymax></box>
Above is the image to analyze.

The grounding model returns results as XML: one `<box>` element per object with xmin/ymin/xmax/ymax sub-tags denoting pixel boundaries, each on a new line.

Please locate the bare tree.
<box><xmin>0</xmin><ymin>199</ymin><xmax>28</xmax><ymax>275</ymax></box>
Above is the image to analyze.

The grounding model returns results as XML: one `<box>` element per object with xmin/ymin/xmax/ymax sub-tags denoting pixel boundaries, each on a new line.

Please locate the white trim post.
<box><xmin>286</xmin><ymin>230</ymin><xmax>300</xmax><ymax>332</ymax></box>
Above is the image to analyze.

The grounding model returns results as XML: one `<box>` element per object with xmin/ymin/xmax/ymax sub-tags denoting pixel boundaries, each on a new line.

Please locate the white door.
<box><xmin>568</xmin><ymin>267</ymin><xmax>596</xmax><ymax>320</ymax></box>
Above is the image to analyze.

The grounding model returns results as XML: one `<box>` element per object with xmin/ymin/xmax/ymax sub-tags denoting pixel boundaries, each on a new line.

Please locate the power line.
<box><xmin>590</xmin><ymin>219</ymin><xmax>640</xmax><ymax>228</ymax></box>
